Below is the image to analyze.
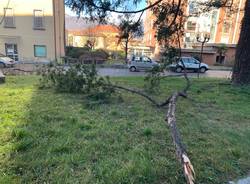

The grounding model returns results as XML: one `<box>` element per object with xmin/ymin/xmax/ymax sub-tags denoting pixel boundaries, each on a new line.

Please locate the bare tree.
<box><xmin>117</xmin><ymin>14</ymin><xmax>144</xmax><ymax>63</ymax></box>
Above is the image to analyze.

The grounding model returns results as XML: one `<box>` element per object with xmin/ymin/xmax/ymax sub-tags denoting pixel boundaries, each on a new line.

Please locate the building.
<box><xmin>144</xmin><ymin>0</ymin><xmax>246</xmax><ymax>64</ymax></box>
<box><xmin>184</xmin><ymin>0</ymin><xmax>246</xmax><ymax>47</ymax></box>
<box><xmin>128</xmin><ymin>39</ymin><xmax>153</xmax><ymax>58</ymax></box>
<box><xmin>144</xmin><ymin>0</ymin><xmax>188</xmax><ymax>58</ymax></box>
<box><xmin>0</xmin><ymin>0</ymin><xmax>65</xmax><ymax>62</ymax></box>
<box><xmin>66</xmin><ymin>17</ymin><xmax>122</xmax><ymax>51</ymax></box>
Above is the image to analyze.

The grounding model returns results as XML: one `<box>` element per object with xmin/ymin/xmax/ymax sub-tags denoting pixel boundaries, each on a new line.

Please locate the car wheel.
<box><xmin>129</xmin><ymin>66</ymin><xmax>136</xmax><ymax>72</ymax></box>
<box><xmin>199</xmin><ymin>67</ymin><xmax>207</xmax><ymax>73</ymax></box>
<box><xmin>0</xmin><ymin>62</ymin><xmax>6</xmax><ymax>68</ymax></box>
<box><xmin>175</xmin><ymin>66</ymin><xmax>183</xmax><ymax>73</ymax></box>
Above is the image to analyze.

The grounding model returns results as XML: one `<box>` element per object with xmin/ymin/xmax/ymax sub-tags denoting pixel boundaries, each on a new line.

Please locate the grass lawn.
<box><xmin>0</xmin><ymin>76</ymin><xmax>250</xmax><ymax>184</ymax></box>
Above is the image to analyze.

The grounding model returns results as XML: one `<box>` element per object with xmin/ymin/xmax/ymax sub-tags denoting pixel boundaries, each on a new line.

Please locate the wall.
<box><xmin>0</xmin><ymin>0</ymin><xmax>65</xmax><ymax>62</ymax></box>
<box><xmin>182</xmin><ymin>46</ymin><xmax>236</xmax><ymax>66</ymax></box>
<box><xmin>53</xmin><ymin>0</ymin><xmax>65</xmax><ymax>59</ymax></box>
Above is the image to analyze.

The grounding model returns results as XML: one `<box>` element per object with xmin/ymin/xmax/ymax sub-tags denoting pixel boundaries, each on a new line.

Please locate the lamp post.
<box><xmin>196</xmin><ymin>32</ymin><xmax>210</xmax><ymax>78</ymax></box>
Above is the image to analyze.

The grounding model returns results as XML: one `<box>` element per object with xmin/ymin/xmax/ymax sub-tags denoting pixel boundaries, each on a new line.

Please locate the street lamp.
<box><xmin>196</xmin><ymin>32</ymin><xmax>210</xmax><ymax>78</ymax></box>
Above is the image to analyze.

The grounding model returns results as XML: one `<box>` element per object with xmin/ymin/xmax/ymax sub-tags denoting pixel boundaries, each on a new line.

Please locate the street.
<box><xmin>98</xmin><ymin>68</ymin><xmax>232</xmax><ymax>78</ymax></box>
<box><xmin>2</xmin><ymin>63</ymin><xmax>232</xmax><ymax>79</ymax></box>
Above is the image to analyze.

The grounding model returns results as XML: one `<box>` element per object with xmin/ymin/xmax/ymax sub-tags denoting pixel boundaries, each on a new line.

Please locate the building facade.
<box><xmin>144</xmin><ymin>0</ymin><xmax>246</xmax><ymax>64</ymax></box>
<box><xmin>0</xmin><ymin>0</ymin><xmax>65</xmax><ymax>62</ymax></box>
<box><xmin>66</xmin><ymin>23</ymin><xmax>123</xmax><ymax>52</ymax></box>
<box><xmin>184</xmin><ymin>0</ymin><xmax>246</xmax><ymax>47</ymax></box>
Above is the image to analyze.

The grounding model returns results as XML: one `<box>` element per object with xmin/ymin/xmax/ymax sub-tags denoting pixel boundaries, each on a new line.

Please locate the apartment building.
<box><xmin>184</xmin><ymin>0</ymin><xmax>246</xmax><ymax>47</ymax></box>
<box><xmin>144</xmin><ymin>0</ymin><xmax>246</xmax><ymax>64</ymax></box>
<box><xmin>0</xmin><ymin>0</ymin><xmax>65</xmax><ymax>62</ymax></box>
<box><xmin>144</xmin><ymin>0</ymin><xmax>187</xmax><ymax>57</ymax></box>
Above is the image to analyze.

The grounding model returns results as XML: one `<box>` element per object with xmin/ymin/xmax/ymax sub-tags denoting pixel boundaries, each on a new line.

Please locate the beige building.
<box><xmin>0</xmin><ymin>0</ymin><xmax>65</xmax><ymax>62</ymax></box>
<box><xmin>66</xmin><ymin>20</ymin><xmax>123</xmax><ymax>51</ymax></box>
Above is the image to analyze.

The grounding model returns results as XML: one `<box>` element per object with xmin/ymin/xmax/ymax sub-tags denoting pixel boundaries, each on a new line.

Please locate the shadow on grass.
<box><xmin>1</xmin><ymin>76</ymin><xmax>250</xmax><ymax>184</ymax></box>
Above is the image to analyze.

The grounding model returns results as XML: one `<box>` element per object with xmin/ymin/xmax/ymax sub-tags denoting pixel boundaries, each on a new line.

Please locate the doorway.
<box><xmin>5</xmin><ymin>43</ymin><xmax>19</xmax><ymax>61</ymax></box>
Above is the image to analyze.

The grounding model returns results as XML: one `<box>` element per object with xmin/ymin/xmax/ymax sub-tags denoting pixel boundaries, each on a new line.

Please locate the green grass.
<box><xmin>0</xmin><ymin>76</ymin><xmax>250</xmax><ymax>184</ymax></box>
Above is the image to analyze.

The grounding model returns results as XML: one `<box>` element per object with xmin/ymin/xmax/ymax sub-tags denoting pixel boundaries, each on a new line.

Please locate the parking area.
<box><xmin>98</xmin><ymin>68</ymin><xmax>232</xmax><ymax>78</ymax></box>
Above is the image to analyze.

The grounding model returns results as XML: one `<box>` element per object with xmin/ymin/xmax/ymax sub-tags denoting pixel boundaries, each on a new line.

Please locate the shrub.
<box><xmin>94</xmin><ymin>49</ymin><xmax>109</xmax><ymax>59</ymax></box>
<box><xmin>39</xmin><ymin>64</ymin><xmax>115</xmax><ymax>101</ymax></box>
<box><xmin>66</xmin><ymin>46</ymin><xmax>91</xmax><ymax>58</ymax></box>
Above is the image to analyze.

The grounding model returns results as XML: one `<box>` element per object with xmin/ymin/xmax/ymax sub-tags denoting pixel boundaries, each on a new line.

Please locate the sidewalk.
<box><xmin>229</xmin><ymin>176</ymin><xmax>250</xmax><ymax>184</ymax></box>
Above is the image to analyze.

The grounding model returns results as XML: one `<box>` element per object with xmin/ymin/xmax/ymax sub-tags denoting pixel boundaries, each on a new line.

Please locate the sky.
<box><xmin>65</xmin><ymin>1</ymin><xmax>146</xmax><ymax>23</ymax></box>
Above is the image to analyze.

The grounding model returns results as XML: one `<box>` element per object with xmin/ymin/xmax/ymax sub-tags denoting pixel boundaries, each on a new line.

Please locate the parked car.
<box><xmin>0</xmin><ymin>56</ymin><xmax>15</xmax><ymax>68</ymax></box>
<box><xmin>128</xmin><ymin>56</ymin><xmax>160</xmax><ymax>72</ymax></box>
<box><xmin>169</xmin><ymin>57</ymin><xmax>209</xmax><ymax>73</ymax></box>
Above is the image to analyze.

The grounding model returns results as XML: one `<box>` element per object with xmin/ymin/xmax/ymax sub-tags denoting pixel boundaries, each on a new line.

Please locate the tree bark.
<box><xmin>166</xmin><ymin>92</ymin><xmax>195</xmax><ymax>184</ymax></box>
<box><xmin>124</xmin><ymin>39</ymin><xmax>129</xmax><ymax>64</ymax></box>
<box><xmin>232</xmin><ymin>0</ymin><xmax>250</xmax><ymax>84</ymax></box>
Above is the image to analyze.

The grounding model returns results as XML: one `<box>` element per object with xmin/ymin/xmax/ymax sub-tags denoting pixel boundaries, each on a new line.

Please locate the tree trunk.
<box><xmin>232</xmin><ymin>0</ymin><xmax>250</xmax><ymax>84</ymax></box>
<box><xmin>125</xmin><ymin>39</ymin><xmax>129</xmax><ymax>64</ymax></box>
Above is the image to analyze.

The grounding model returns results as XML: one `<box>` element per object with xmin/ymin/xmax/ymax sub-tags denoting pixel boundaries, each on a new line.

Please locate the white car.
<box><xmin>0</xmin><ymin>56</ymin><xmax>15</xmax><ymax>68</ymax></box>
<box><xmin>128</xmin><ymin>56</ymin><xmax>160</xmax><ymax>72</ymax></box>
<box><xmin>169</xmin><ymin>57</ymin><xmax>209</xmax><ymax>73</ymax></box>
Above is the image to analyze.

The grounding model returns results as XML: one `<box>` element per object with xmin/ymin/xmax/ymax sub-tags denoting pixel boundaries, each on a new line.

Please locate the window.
<box><xmin>216</xmin><ymin>56</ymin><xmax>225</xmax><ymax>64</ymax></box>
<box><xmin>225</xmin><ymin>8</ymin><xmax>232</xmax><ymax>18</ymax></box>
<box><xmin>181</xmin><ymin>58</ymin><xmax>190</xmax><ymax>63</ymax></box>
<box><xmin>189</xmin><ymin>2</ymin><xmax>195</xmax><ymax>14</ymax></box>
<box><xmin>222</xmin><ymin>21</ymin><xmax>231</xmax><ymax>34</ymax></box>
<box><xmin>68</xmin><ymin>36</ymin><xmax>74</xmax><ymax>46</ymax></box>
<box><xmin>34</xmin><ymin>45</ymin><xmax>47</xmax><ymax>57</ymax></box>
<box><xmin>142</xmin><ymin>56</ymin><xmax>151</xmax><ymax>62</ymax></box>
<box><xmin>33</xmin><ymin>10</ymin><xmax>45</xmax><ymax>30</ymax></box>
<box><xmin>4</xmin><ymin>8</ymin><xmax>15</xmax><ymax>28</ymax></box>
<box><xmin>5</xmin><ymin>43</ymin><xmax>18</xmax><ymax>61</ymax></box>
<box><xmin>186</xmin><ymin>21</ymin><xmax>196</xmax><ymax>31</ymax></box>
<box><xmin>188</xmin><ymin>1</ymin><xmax>198</xmax><ymax>15</ymax></box>
<box><xmin>151</xmin><ymin>20</ymin><xmax>154</xmax><ymax>29</ymax></box>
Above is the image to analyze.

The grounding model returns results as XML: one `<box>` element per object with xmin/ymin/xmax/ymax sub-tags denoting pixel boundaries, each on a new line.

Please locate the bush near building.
<box><xmin>65</xmin><ymin>46</ymin><xmax>110</xmax><ymax>64</ymax></box>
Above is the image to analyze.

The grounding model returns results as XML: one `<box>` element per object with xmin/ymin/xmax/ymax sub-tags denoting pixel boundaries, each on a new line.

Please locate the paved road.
<box><xmin>98</xmin><ymin>68</ymin><xmax>232</xmax><ymax>78</ymax></box>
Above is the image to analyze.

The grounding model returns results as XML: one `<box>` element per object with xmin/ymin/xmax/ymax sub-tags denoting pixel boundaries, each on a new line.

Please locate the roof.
<box><xmin>67</xmin><ymin>25</ymin><xmax>120</xmax><ymax>37</ymax></box>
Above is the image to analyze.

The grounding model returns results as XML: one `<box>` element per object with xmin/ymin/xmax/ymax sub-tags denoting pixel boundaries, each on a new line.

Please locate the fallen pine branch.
<box><xmin>166</xmin><ymin>92</ymin><xmax>195</xmax><ymax>184</ymax></box>
<box><xmin>111</xmin><ymin>84</ymin><xmax>171</xmax><ymax>107</ymax></box>
<box><xmin>12</xmin><ymin>68</ymin><xmax>34</xmax><ymax>73</ymax></box>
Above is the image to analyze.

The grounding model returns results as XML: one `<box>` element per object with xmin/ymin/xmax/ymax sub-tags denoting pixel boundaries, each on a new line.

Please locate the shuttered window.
<box><xmin>33</xmin><ymin>10</ymin><xmax>45</xmax><ymax>30</ymax></box>
<box><xmin>4</xmin><ymin>8</ymin><xmax>15</xmax><ymax>28</ymax></box>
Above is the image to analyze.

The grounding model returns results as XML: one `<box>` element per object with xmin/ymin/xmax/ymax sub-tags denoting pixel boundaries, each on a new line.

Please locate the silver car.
<box><xmin>0</xmin><ymin>56</ymin><xmax>15</xmax><ymax>68</ymax></box>
<box><xmin>169</xmin><ymin>57</ymin><xmax>209</xmax><ymax>73</ymax></box>
<box><xmin>128</xmin><ymin>56</ymin><xmax>159</xmax><ymax>72</ymax></box>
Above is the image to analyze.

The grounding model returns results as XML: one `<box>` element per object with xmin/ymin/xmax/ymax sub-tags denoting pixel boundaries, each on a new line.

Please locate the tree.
<box><xmin>216</xmin><ymin>44</ymin><xmax>227</xmax><ymax>64</ymax></box>
<box><xmin>85</xmin><ymin>39</ymin><xmax>95</xmax><ymax>50</ymax></box>
<box><xmin>232</xmin><ymin>0</ymin><xmax>250</xmax><ymax>84</ymax></box>
<box><xmin>117</xmin><ymin>14</ymin><xmax>143</xmax><ymax>63</ymax></box>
